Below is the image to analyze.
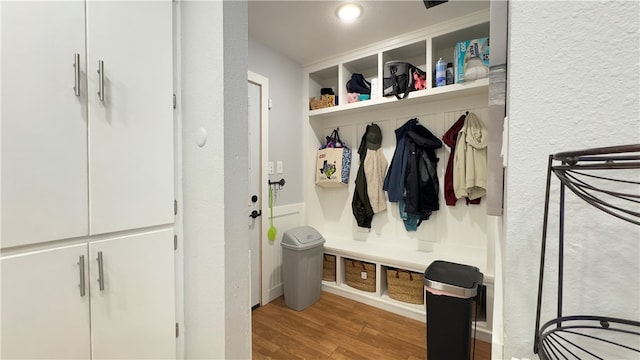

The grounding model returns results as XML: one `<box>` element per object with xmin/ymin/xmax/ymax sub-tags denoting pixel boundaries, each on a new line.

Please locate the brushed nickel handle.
<box><xmin>78</xmin><ymin>255</ymin><xmax>86</xmax><ymax>297</ymax></box>
<box><xmin>96</xmin><ymin>251</ymin><xmax>105</xmax><ymax>291</ymax></box>
<box><xmin>97</xmin><ymin>60</ymin><xmax>104</xmax><ymax>101</ymax></box>
<box><xmin>73</xmin><ymin>53</ymin><xmax>80</xmax><ymax>96</ymax></box>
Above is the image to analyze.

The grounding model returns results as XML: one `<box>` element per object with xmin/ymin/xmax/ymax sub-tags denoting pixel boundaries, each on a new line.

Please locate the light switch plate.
<box><xmin>276</xmin><ymin>161</ymin><xmax>283</xmax><ymax>174</ymax></box>
<box><xmin>268</xmin><ymin>161</ymin><xmax>274</xmax><ymax>175</ymax></box>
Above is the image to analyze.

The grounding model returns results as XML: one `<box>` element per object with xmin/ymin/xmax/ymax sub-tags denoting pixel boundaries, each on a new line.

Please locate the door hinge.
<box><xmin>174</xmin><ymin>200</ymin><xmax>178</xmax><ymax>215</ymax></box>
<box><xmin>173</xmin><ymin>93</ymin><xmax>177</xmax><ymax>109</ymax></box>
<box><xmin>174</xmin><ymin>235</ymin><xmax>177</xmax><ymax>250</ymax></box>
<box><xmin>176</xmin><ymin>323</ymin><xmax>179</xmax><ymax>338</ymax></box>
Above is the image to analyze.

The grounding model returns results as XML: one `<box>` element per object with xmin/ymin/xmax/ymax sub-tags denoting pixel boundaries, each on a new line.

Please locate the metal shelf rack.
<box><xmin>533</xmin><ymin>144</ymin><xmax>640</xmax><ymax>359</ymax></box>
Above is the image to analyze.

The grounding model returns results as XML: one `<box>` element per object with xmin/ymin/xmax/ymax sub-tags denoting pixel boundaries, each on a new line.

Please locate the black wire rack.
<box><xmin>538</xmin><ymin>316</ymin><xmax>640</xmax><ymax>359</ymax></box>
<box><xmin>533</xmin><ymin>144</ymin><xmax>640</xmax><ymax>359</ymax></box>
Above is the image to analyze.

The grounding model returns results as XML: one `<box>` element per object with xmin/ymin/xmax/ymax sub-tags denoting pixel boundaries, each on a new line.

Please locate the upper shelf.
<box><xmin>305</xmin><ymin>11</ymin><xmax>491</xmax><ymax>121</ymax></box>
<box><xmin>308</xmin><ymin>77</ymin><xmax>488</xmax><ymax>120</ymax></box>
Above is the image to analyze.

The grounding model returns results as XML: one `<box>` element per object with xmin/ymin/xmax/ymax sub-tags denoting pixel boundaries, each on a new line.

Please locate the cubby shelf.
<box><xmin>322</xmin><ymin>281</ymin><xmax>426</xmax><ymax>318</ymax></box>
<box><xmin>308</xmin><ymin>78</ymin><xmax>489</xmax><ymax>120</ymax></box>
<box><xmin>306</xmin><ymin>10</ymin><xmax>490</xmax><ymax>122</ymax></box>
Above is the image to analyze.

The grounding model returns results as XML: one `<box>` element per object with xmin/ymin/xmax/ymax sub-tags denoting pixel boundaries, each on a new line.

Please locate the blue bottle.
<box><xmin>435</xmin><ymin>58</ymin><xmax>446</xmax><ymax>87</ymax></box>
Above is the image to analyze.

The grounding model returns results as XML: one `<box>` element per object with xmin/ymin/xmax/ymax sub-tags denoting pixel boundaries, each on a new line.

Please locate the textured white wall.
<box><xmin>181</xmin><ymin>1</ymin><xmax>226</xmax><ymax>357</ymax></box>
<box><xmin>180</xmin><ymin>0</ymin><xmax>250</xmax><ymax>358</ymax></box>
<box><xmin>223</xmin><ymin>1</ymin><xmax>251</xmax><ymax>358</ymax></box>
<box><xmin>248</xmin><ymin>37</ymin><xmax>304</xmax><ymax>205</ymax></box>
<box><xmin>505</xmin><ymin>1</ymin><xmax>639</xmax><ymax>358</ymax></box>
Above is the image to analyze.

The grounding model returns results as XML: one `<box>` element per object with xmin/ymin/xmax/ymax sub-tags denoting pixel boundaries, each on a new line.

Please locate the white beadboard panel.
<box><xmin>307</xmin><ymin>102</ymin><xmax>491</xmax><ymax>274</ymax></box>
<box><xmin>263</xmin><ymin>203</ymin><xmax>304</xmax><ymax>304</ymax></box>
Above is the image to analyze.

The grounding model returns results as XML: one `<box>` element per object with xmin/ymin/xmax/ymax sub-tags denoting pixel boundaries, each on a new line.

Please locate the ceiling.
<box><xmin>248</xmin><ymin>0</ymin><xmax>490</xmax><ymax>66</ymax></box>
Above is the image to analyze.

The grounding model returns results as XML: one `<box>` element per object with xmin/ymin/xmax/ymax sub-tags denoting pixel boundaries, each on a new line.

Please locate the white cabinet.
<box><xmin>1</xmin><ymin>1</ymin><xmax>176</xmax><ymax>357</ymax></box>
<box><xmin>1</xmin><ymin>0</ymin><xmax>174</xmax><ymax>247</ymax></box>
<box><xmin>1</xmin><ymin>1</ymin><xmax>89</xmax><ymax>247</ymax></box>
<box><xmin>89</xmin><ymin>230</ymin><xmax>176</xmax><ymax>359</ymax></box>
<box><xmin>1</xmin><ymin>244</ymin><xmax>91</xmax><ymax>359</ymax></box>
<box><xmin>86</xmin><ymin>0</ymin><xmax>174</xmax><ymax>235</ymax></box>
<box><xmin>1</xmin><ymin>230</ymin><xmax>175</xmax><ymax>359</ymax></box>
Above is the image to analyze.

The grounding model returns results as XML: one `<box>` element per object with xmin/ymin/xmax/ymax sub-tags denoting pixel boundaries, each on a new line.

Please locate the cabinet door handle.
<box><xmin>78</xmin><ymin>255</ymin><xmax>86</xmax><ymax>297</ymax></box>
<box><xmin>73</xmin><ymin>53</ymin><xmax>80</xmax><ymax>96</ymax></box>
<box><xmin>96</xmin><ymin>251</ymin><xmax>105</xmax><ymax>291</ymax></box>
<box><xmin>97</xmin><ymin>60</ymin><xmax>104</xmax><ymax>101</ymax></box>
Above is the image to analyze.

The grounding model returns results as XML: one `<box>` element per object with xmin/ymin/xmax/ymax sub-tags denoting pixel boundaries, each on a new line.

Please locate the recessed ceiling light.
<box><xmin>336</xmin><ymin>3</ymin><xmax>363</xmax><ymax>23</ymax></box>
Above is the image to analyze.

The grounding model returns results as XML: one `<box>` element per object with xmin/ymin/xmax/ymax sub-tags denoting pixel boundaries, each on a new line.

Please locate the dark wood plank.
<box><xmin>252</xmin><ymin>292</ymin><xmax>491</xmax><ymax>360</ymax></box>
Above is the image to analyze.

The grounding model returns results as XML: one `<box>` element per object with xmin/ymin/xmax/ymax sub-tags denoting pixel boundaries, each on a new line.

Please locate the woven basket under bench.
<box><xmin>386</xmin><ymin>268</ymin><xmax>424</xmax><ymax>304</ymax></box>
<box><xmin>322</xmin><ymin>254</ymin><xmax>336</xmax><ymax>282</ymax></box>
<box><xmin>344</xmin><ymin>258</ymin><xmax>376</xmax><ymax>292</ymax></box>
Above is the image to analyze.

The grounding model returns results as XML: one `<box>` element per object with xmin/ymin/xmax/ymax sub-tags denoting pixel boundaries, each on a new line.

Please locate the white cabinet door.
<box><xmin>86</xmin><ymin>0</ymin><xmax>174</xmax><ymax>235</ymax></box>
<box><xmin>1</xmin><ymin>244</ymin><xmax>91</xmax><ymax>359</ymax></box>
<box><xmin>1</xmin><ymin>1</ymin><xmax>88</xmax><ymax>247</ymax></box>
<box><xmin>89</xmin><ymin>229</ymin><xmax>176</xmax><ymax>359</ymax></box>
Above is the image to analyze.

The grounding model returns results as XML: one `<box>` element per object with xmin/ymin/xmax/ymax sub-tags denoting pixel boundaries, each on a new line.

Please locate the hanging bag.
<box><xmin>383</xmin><ymin>61</ymin><xmax>426</xmax><ymax>100</ymax></box>
<box><xmin>316</xmin><ymin>129</ymin><xmax>352</xmax><ymax>187</ymax></box>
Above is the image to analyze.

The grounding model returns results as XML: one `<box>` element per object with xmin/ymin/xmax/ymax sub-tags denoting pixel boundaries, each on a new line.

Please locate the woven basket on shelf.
<box><xmin>309</xmin><ymin>95</ymin><xmax>336</xmax><ymax>110</ymax></box>
<box><xmin>322</xmin><ymin>254</ymin><xmax>336</xmax><ymax>282</ymax></box>
<box><xmin>386</xmin><ymin>268</ymin><xmax>424</xmax><ymax>304</ymax></box>
<box><xmin>344</xmin><ymin>259</ymin><xmax>376</xmax><ymax>292</ymax></box>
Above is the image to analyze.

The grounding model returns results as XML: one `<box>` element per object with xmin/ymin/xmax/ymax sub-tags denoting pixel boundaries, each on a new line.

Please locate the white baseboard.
<box><xmin>261</xmin><ymin>202</ymin><xmax>303</xmax><ymax>306</ymax></box>
<box><xmin>267</xmin><ymin>282</ymin><xmax>283</xmax><ymax>303</ymax></box>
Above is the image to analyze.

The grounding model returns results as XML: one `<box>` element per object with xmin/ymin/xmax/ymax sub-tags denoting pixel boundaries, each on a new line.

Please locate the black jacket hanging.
<box><xmin>352</xmin><ymin>127</ymin><xmax>375</xmax><ymax>228</ymax></box>
<box><xmin>403</xmin><ymin>123</ymin><xmax>442</xmax><ymax>222</ymax></box>
<box><xmin>384</xmin><ymin>118</ymin><xmax>417</xmax><ymax>202</ymax></box>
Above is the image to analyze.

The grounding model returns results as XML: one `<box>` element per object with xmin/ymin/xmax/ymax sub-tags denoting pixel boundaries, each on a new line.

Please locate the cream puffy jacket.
<box><xmin>364</xmin><ymin>149</ymin><xmax>388</xmax><ymax>213</ymax></box>
<box><xmin>453</xmin><ymin>112</ymin><xmax>487</xmax><ymax>200</ymax></box>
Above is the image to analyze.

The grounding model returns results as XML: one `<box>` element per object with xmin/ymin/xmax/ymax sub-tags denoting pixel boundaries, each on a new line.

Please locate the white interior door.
<box><xmin>248</xmin><ymin>71</ymin><xmax>269</xmax><ymax>308</ymax></box>
<box><xmin>248</xmin><ymin>80</ymin><xmax>262</xmax><ymax>308</ymax></box>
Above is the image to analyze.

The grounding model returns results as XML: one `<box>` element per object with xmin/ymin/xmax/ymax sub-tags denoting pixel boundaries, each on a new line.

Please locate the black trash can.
<box><xmin>423</xmin><ymin>260</ymin><xmax>483</xmax><ymax>360</ymax></box>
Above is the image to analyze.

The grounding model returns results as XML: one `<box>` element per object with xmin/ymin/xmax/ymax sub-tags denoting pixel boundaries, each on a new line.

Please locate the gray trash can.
<box><xmin>280</xmin><ymin>226</ymin><xmax>325</xmax><ymax>311</ymax></box>
<box><xmin>423</xmin><ymin>260</ymin><xmax>483</xmax><ymax>360</ymax></box>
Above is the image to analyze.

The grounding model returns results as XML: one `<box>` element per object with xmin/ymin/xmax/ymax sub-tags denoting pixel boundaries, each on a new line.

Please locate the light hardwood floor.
<box><xmin>252</xmin><ymin>292</ymin><xmax>491</xmax><ymax>360</ymax></box>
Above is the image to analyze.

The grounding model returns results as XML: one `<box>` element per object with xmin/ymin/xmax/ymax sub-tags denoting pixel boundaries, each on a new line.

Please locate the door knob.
<box><xmin>249</xmin><ymin>210</ymin><xmax>262</xmax><ymax>219</ymax></box>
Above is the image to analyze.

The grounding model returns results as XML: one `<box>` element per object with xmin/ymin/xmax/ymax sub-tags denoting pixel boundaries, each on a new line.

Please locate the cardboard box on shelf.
<box><xmin>454</xmin><ymin>37</ymin><xmax>490</xmax><ymax>83</ymax></box>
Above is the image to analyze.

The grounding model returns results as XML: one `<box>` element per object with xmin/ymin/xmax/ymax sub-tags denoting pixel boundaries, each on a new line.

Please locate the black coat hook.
<box><xmin>268</xmin><ymin>178</ymin><xmax>285</xmax><ymax>187</ymax></box>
